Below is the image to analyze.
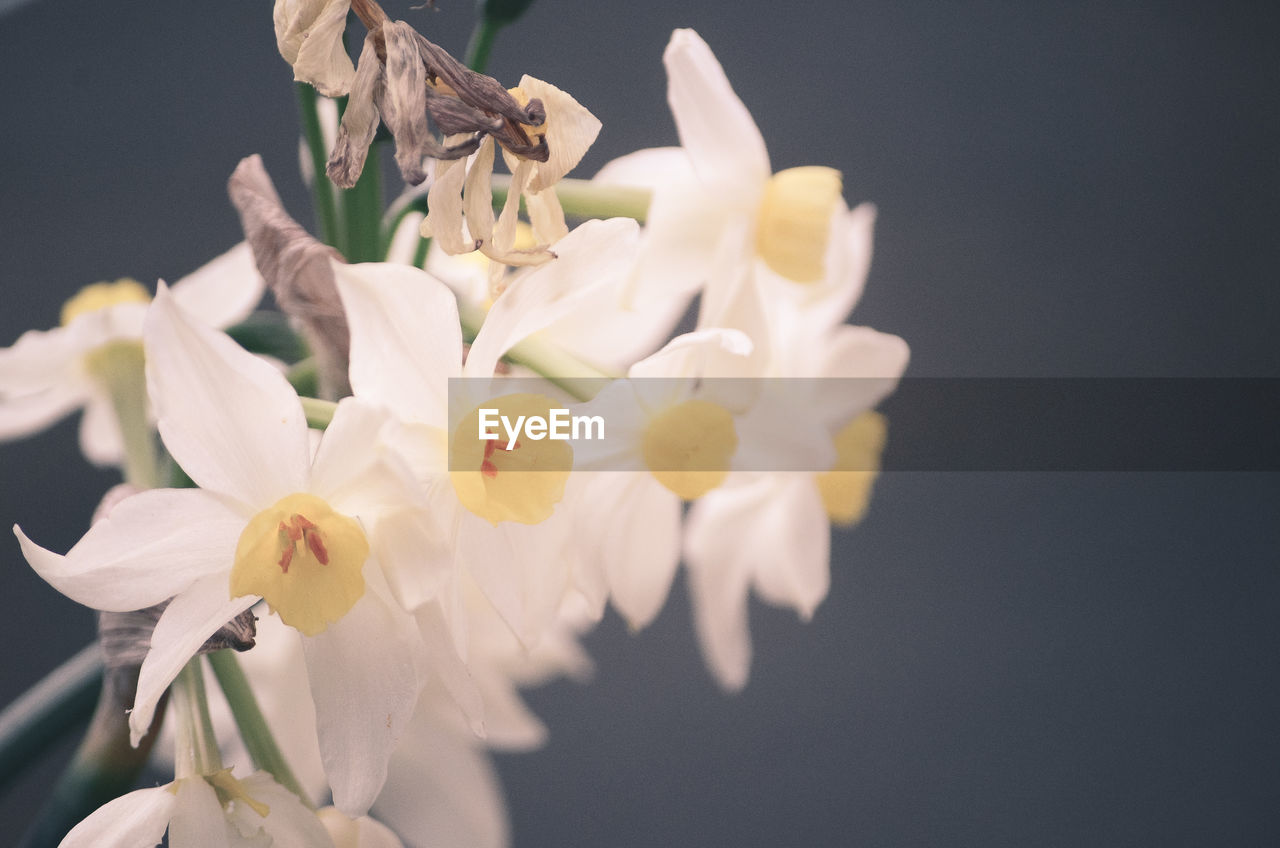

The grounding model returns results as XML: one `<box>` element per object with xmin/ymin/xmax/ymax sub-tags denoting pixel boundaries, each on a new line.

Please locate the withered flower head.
<box><xmin>327</xmin><ymin>20</ymin><xmax>550</xmax><ymax>189</ymax></box>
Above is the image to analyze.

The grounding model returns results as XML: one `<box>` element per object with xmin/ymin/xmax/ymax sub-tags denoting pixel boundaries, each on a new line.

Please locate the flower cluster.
<box><xmin>3</xmin><ymin>6</ymin><xmax>906</xmax><ymax>846</ymax></box>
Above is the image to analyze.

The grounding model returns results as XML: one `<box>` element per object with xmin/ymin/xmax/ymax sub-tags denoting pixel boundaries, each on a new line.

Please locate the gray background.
<box><xmin>2</xmin><ymin>0</ymin><xmax>1278</xmax><ymax>845</ymax></box>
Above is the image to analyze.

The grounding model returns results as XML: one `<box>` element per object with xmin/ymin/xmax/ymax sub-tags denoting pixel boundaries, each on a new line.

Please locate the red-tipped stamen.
<box><xmin>305</xmin><ymin>528</ymin><xmax>330</xmax><ymax>565</ymax></box>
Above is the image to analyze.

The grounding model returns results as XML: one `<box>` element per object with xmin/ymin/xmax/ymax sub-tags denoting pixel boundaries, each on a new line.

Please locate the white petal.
<box><xmin>632</xmin><ymin>154</ymin><xmax>740</xmax><ymax>302</ymax></box>
<box><xmin>0</xmin><ymin>324</ymin><xmax>83</xmax><ymax>393</ymax></box>
<box><xmin>235</xmin><ymin>772</ymin><xmax>335</xmax><ymax>848</ymax></box>
<box><xmin>422</xmin><ymin>153</ymin><xmax>472</xmax><ymax>255</ymax></box>
<box><xmin>664</xmin><ymin>29</ymin><xmax>771</xmax><ymax>199</ymax></box>
<box><xmin>814</xmin><ymin>326</ymin><xmax>910</xmax><ymax>427</ymax></box>
<box><xmin>318</xmin><ymin>808</ymin><xmax>404</xmax><ymax>848</ymax></box>
<box><xmin>78</xmin><ymin>392</ymin><xmax>125</xmax><ymax>466</ymax></box>
<box><xmin>373</xmin><ymin>507</ymin><xmax>453</xmax><ymax>613</ymax></box>
<box><xmin>525</xmin><ymin>186</ymin><xmax>568</xmax><ymax>246</ymax></box>
<box><xmin>333</xmin><ymin>261</ymin><xmax>462</xmax><ymax>425</ymax></box>
<box><xmin>303</xmin><ymin>584</ymin><xmax>423</xmax><ymax>817</ymax></box>
<box><xmin>627</xmin><ymin>327</ymin><xmax>753</xmax><ymax>381</ymax></box>
<box><xmin>593</xmin><ymin>146</ymin><xmax>694</xmax><ymax>192</ymax></box>
<box><xmin>373</xmin><ymin>721</ymin><xmax>508</xmax><ymax>848</ymax></box>
<box><xmin>417</xmin><ymin>600</ymin><xmax>486</xmax><ymax>737</ymax></box>
<box><xmin>515</xmin><ymin>75</ymin><xmax>602</xmax><ymax>192</ymax></box>
<box><xmin>274</xmin><ymin>0</ymin><xmax>356</xmax><ymax>97</ymax></box>
<box><xmin>746</xmin><ymin>476</ymin><xmax>832</xmax><ymax>618</ymax></box>
<box><xmin>14</xmin><ymin>487</ymin><xmax>242</xmax><ymax>612</ymax></box>
<box><xmin>471</xmin><ymin>674</ymin><xmax>546</xmax><ymax>752</ymax></box>
<box><xmin>463</xmin><ymin>136</ymin><xmax>499</xmax><ymax>250</ymax></box>
<box><xmin>463</xmin><ymin>218</ymin><xmax>640</xmax><ymax>378</ymax></box>
<box><xmin>170</xmin><ymin>242</ymin><xmax>266</xmax><ymax>330</ymax></box>
<box><xmin>482</xmin><ymin>160</ymin><xmax>552</xmax><ymax>266</ymax></box>
<box><xmin>804</xmin><ymin>202</ymin><xmax>877</xmax><ymax>333</ymax></box>
<box><xmin>684</xmin><ymin>493</ymin><xmax>757</xmax><ymax>691</ymax></box>
<box><xmin>458</xmin><ymin>510</ymin><xmax>573</xmax><ymax>648</ymax></box>
<box><xmin>584</xmin><ymin>475</ymin><xmax>681</xmax><ymax>630</ymax></box>
<box><xmin>310</xmin><ymin>398</ymin><xmax>425</xmax><ymax>517</ymax></box>
<box><xmin>60</xmin><ymin>785</ymin><xmax>177</xmax><ymax>848</ymax></box>
<box><xmin>169</xmin><ymin>777</ymin><xmax>233</xmax><ymax>848</ymax></box>
<box><xmin>145</xmin><ymin>283</ymin><xmax>310</xmax><ymax>506</ymax></box>
<box><xmin>131</xmin><ymin>576</ymin><xmax>259</xmax><ymax>745</ymax></box>
<box><xmin>0</xmin><ymin>381</ymin><xmax>84</xmax><ymax>442</ymax></box>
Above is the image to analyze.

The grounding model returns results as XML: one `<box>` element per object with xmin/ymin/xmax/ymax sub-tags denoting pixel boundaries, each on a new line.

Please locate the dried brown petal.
<box><xmin>328</xmin><ymin>32</ymin><xmax>386</xmax><ymax>189</ymax></box>
<box><xmin>229</xmin><ymin>155</ymin><xmax>351</xmax><ymax>399</ymax></box>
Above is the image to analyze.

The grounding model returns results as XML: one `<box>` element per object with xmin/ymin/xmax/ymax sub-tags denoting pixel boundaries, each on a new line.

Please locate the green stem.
<box><xmin>341</xmin><ymin>142</ymin><xmax>383</xmax><ymax>262</ymax></box>
<box><xmin>412</xmin><ymin>234</ymin><xmax>431</xmax><ymax>269</ymax></box>
<box><xmin>207</xmin><ymin>651</ymin><xmax>310</xmax><ymax>806</ymax></box>
<box><xmin>300</xmin><ymin>396</ymin><xmax>338</xmax><ymax>430</ymax></box>
<box><xmin>490</xmin><ymin>176</ymin><xmax>651</xmax><ymax>223</ymax></box>
<box><xmin>458</xmin><ymin>304</ymin><xmax>617</xmax><ymax>399</ymax></box>
<box><xmin>297</xmin><ymin>84</ymin><xmax>343</xmax><ymax>251</ymax></box>
<box><xmin>17</xmin><ymin>656</ymin><xmax>168</xmax><ymax>847</ymax></box>
<box><xmin>0</xmin><ymin>645</ymin><xmax>102</xmax><ymax>794</ymax></box>
<box><xmin>89</xmin><ymin>342</ymin><xmax>160</xmax><ymax>489</ymax></box>
<box><xmin>172</xmin><ymin>658</ymin><xmax>221</xmax><ymax>779</ymax></box>
<box><xmin>385</xmin><ymin>177</ymin><xmax>651</xmax><ymax>241</ymax></box>
<box><xmin>287</xmin><ymin>357</ymin><xmax>320</xmax><ymax>400</ymax></box>
<box><xmin>465</xmin><ymin>17</ymin><xmax>503</xmax><ymax>74</ymax></box>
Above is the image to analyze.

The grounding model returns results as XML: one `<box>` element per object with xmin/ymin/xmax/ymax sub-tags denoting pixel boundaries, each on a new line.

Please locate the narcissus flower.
<box><xmin>335</xmin><ymin>217</ymin><xmax>639</xmax><ymax>645</ymax></box>
<box><xmin>684</xmin><ymin>322</ymin><xmax>910</xmax><ymax>691</ymax></box>
<box><xmin>15</xmin><ymin>286</ymin><xmax>437</xmax><ymax>817</ymax></box>
<box><xmin>0</xmin><ymin>244</ymin><xmax>263</xmax><ymax>474</ymax></box>
<box><xmin>595</xmin><ymin>28</ymin><xmax>875</xmax><ymax>320</ymax></box>
<box><xmin>572</xmin><ymin>328</ymin><xmax>753</xmax><ymax>630</ymax></box>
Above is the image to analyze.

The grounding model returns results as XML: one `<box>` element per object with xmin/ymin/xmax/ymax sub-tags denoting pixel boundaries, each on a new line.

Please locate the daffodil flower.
<box><xmin>60</xmin><ymin>767</ymin><xmax>331</xmax><ymax>848</ymax></box>
<box><xmin>683</xmin><ymin>322</ymin><xmax>910</xmax><ymax>691</ymax></box>
<box><xmin>0</xmin><ymin>243</ymin><xmax>263</xmax><ymax>474</ymax></box>
<box><xmin>334</xmin><ymin>217</ymin><xmax>639</xmax><ymax>646</ymax></box>
<box><xmin>15</xmin><ymin>285</ymin><xmax>438</xmax><ymax>817</ymax></box>
<box><xmin>594</xmin><ymin>28</ymin><xmax>874</xmax><ymax>321</ymax></box>
<box><xmin>571</xmin><ymin>328</ymin><xmax>756</xmax><ymax>629</ymax></box>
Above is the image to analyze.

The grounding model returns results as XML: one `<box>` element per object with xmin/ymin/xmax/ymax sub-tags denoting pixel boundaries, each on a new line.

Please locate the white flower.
<box><xmin>15</xmin><ymin>285</ymin><xmax>436</xmax><ymax>817</ymax></box>
<box><xmin>683</xmin><ymin>321</ymin><xmax>910</xmax><ymax>691</ymax></box>
<box><xmin>335</xmin><ymin>217</ymin><xmax>640</xmax><ymax>647</ymax></box>
<box><xmin>194</xmin><ymin>582</ymin><xmax>590</xmax><ymax>848</ymax></box>
<box><xmin>572</xmin><ymin>328</ymin><xmax>755</xmax><ymax>629</ymax></box>
<box><xmin>319</xmin><ymin>807</ymin><xmax>405</xmax><ymax>848</ymax></box>
<box><xmin>595</xmin><ymin>28</ymin><xmax>873</xmax><ymax>322</ymax></box>
<box><xmin>60</xmin><ymin>768</ymin><xmax>331</xmax><ymax>848</ymax></box>
<box><xmin>0</xmin><ymin>243</ymin><xmax>263</xmax><ymax>469</ymax></box>
<box><xmin>273</xmin><ymin>0</ymin><xmax>354</xmax><ymax>98</ymax></box>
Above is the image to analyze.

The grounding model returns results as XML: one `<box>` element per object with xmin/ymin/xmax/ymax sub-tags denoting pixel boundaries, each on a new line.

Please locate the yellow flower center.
<box><xmin>641</xmin><ymin>399</ymin><xmax>737</xmax><ymax>501</ymax></box>
<box><xmin>59</xmin><ymin>278</ymin><xmax>151</xmax><ymax>326</ymax></box>
<box><xmin>230</xmin><ymin>493</ymin><xmax>368</xmax><ymax>637</ymax></box>
<box><xmin>755</xmin><ymin>166</ymin><xmax>843</xmax><ymax>283</ymax></box>
<box><xmin>450</xmin><ymin>393</ymin><xmax>572</xmax><ymax>526</ymax></box>
<box><xmin>815</xmin><ymin>411</ymin><xmax>887</xmax><ymax>526</ymax></box>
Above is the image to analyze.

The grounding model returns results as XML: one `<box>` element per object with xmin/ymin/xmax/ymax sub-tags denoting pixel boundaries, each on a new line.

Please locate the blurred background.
<box><xmin>1</xmin><ymin>0</ymin><xmax>1278</xmax><ymax>844</ymax></box>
